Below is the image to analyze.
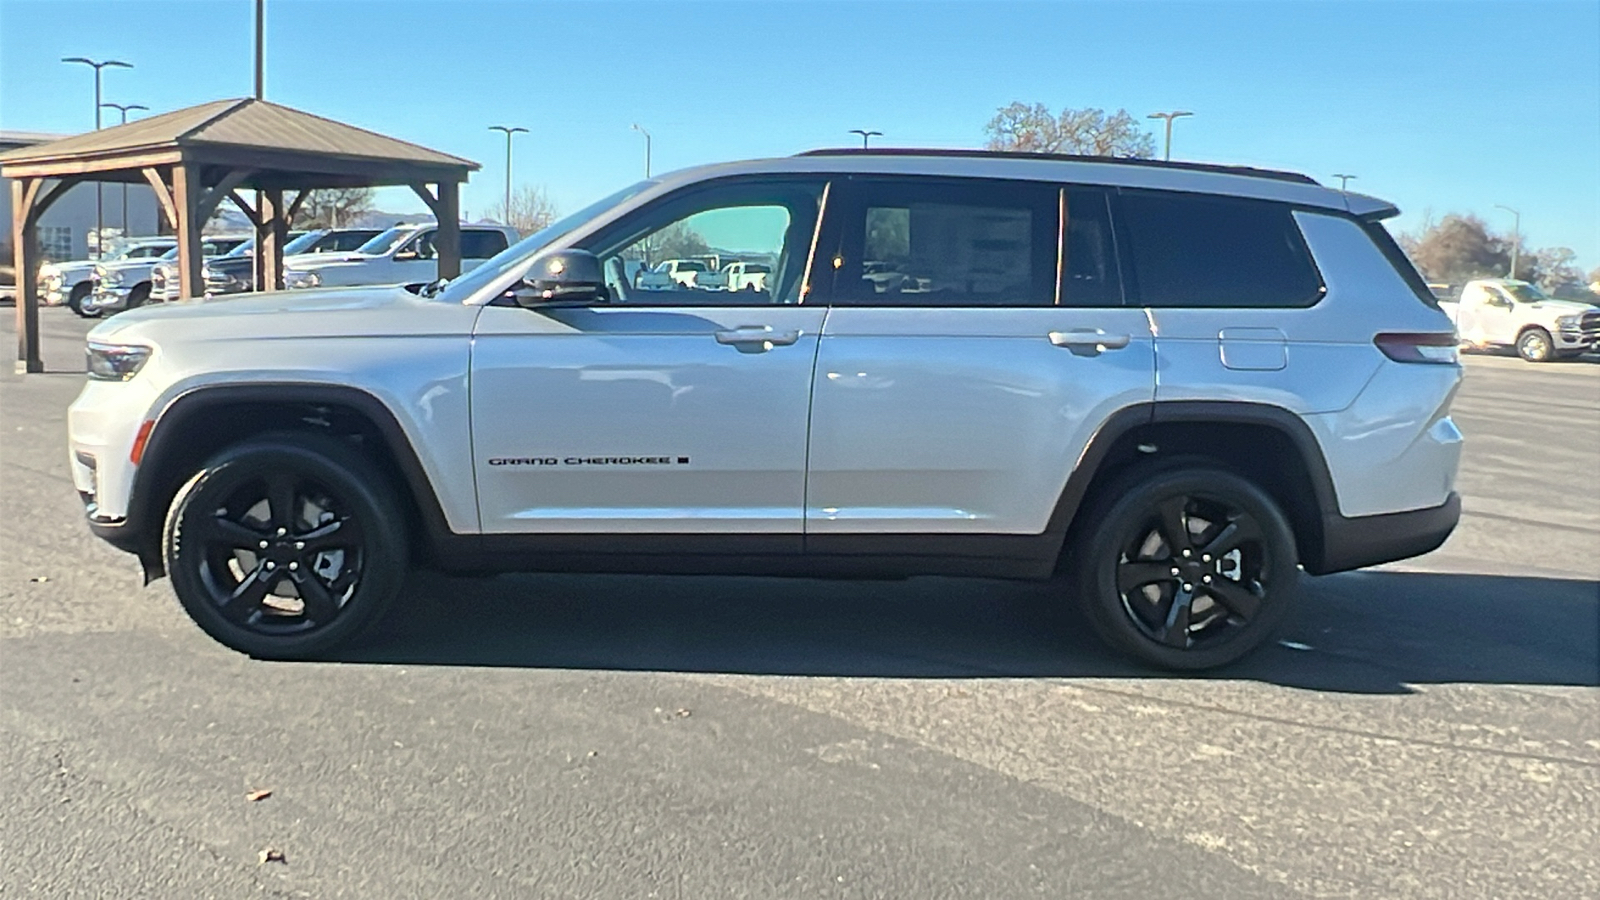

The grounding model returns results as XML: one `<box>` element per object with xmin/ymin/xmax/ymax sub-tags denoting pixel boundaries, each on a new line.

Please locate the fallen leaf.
<box><xmin>674</xmin><ymin>708</ymin><xmax>692</xmax><ymax>718</ymax></box>
<box><xmin>29</xmin><ymin>576</ymin><xmax>49</xmax><ymax>583</ymax></box>
<box><xmin>257</xmin><ymin>847</ymin><xmax>286</xmax><ymax>865</ymax></box>
<box><xmin>246</xmin><ymin>788</ymin><xmax>272</xmax><ymax>802</ymax></box>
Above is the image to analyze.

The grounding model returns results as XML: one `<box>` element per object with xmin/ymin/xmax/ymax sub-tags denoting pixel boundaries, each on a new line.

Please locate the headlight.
<box><xmin>86</xmin><ymin>342</ymin><xmax>152</xmax><ymax>381</ymax></box>
<box><xmin>100</xmin><ymin>268</ymin><xmax>124</xmax><ymax>287</ymax></box>
<box><xmin>285</xmin><ymin>271</ymin><xmax>320</xmax><ymax>289</ymax></box>
<box><xmin>1557</xmin><ymin>315</ymin><xmax>1580</xmax><ymax>328</ymax></box>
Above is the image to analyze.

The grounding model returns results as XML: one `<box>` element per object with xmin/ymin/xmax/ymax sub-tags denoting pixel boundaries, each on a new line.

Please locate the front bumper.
<box><xmin>88</xmin><ymin>285</ymin><xmax>133</xmax><ymax>312</ymax></box>
<box><xmin>1309</xmin><ymin>492</ymin><xmax>1461</xmax><ymax>575</ymax></box>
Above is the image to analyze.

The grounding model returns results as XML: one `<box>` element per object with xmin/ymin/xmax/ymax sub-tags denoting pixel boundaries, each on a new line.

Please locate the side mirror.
<box><xmin>514</xmin><ymin>249</ymin><xmax>608</xmax><ymax>307</ymax></box>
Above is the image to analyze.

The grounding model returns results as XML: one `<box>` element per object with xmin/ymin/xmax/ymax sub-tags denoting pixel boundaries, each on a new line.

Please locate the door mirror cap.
<box><xmin>516</xmin><ymin>249</ymin><xmax>608</xmax><ymax>307</ymax></box>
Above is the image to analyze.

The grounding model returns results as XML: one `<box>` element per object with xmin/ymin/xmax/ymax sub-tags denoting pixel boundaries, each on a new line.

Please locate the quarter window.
<box><xmin>820</xmin><ymin>178</ymin><xmax>1059</xmax><ymax>307</ymax></box>
<box><xmin>1118</xmin><ymin>191</ymin><xmax>1324</xmax><ymax>308</ymax></box>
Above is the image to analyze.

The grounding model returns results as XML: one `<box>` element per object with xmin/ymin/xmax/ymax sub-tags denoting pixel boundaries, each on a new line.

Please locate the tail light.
<box><xmin>1374</xmin><ymin>332</ymin><xmax>1459</xmax><ymax>365</ymax></box>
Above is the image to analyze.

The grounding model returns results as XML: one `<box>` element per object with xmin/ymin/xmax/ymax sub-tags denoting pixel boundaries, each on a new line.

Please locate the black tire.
<box><xmin>125</xmin><ymin>283</ymin><xmax>151</xmax><ymax>310</ymax></box>
<box><xmin>1517</xmin><ymin>327</ymin><xmax>1554</xmax><ymax>362</ymax></box>
<box><xmin>67</xmin><ymin>282</ymin><xmax>92</xmax><ymax>314</ymax></box>
<box><xmin>163</xmin><ymin>432</ymin><xmax>408</xmax><ymax>659</ymax></box>
<box><xmin>1068</xmin><ymin>461</ymin><xmax>1300</xmax><ymax>670</ymax></box>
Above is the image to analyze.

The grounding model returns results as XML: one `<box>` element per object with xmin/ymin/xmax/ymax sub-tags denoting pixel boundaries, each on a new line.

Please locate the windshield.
<box><xmin>1504</xmin><ymin>283</ymin><xmax>1551</xmax><ymax>303</ymax></box>
<box><xmin>282</xmin><ymin>231</ymin><xmax>324</xmax><ymax>255</ymax></box>
<box><xmin>439</xmin><ymin>180</ymin><xmax>655</xmax><ymax>303</ymax></box>
<box><xmin>355</xmin><ymin>227</ymin><xmax>419</xmax><ymax>256</ymax></box>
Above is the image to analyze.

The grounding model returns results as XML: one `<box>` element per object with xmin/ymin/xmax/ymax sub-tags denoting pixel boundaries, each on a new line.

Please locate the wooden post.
<box><xmin>435</xmin><ymin>181</ymin><xmax>461</xmax><ymax>280</ymax></box>
<box><xmin>258</xmin><ymin>188</ymin><xmax>285</xmax><ymax>291</ymax></box>
<box><xmin>12</xmin><ymin>178</ymin><xmax>42</xmax><ymax>374</ymax></box>
<box><xmin>171</xmin><ymin>163</ymin><xmax>204</xmax><ymax>300</ymax></box>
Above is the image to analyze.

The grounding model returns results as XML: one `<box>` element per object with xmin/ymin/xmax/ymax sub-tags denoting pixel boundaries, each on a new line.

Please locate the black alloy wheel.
<box><xmin>165</xmin><ymin>434</ymin><xmax>406</xmax><ymax>658</ymax></box>
<box><xmin>1072</xmin><ymin>463</ymin><xmax>1299</xmax><ymax>670</ymax></box>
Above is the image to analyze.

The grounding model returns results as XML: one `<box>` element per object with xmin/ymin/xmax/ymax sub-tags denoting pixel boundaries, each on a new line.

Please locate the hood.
<box><xmin>284</xmin><ymin>253</ymin><xmax>376</xmax><ymax>271</ymax></box>
<box><xmin>1529</xmin><ymin>298</ymin><xmax>1600</xmax><ymax>314</ymax></box>
<box><xmin>85</xmin><ymin>284</ymin><xmax>477</xmax><ymax>347</ymax></box>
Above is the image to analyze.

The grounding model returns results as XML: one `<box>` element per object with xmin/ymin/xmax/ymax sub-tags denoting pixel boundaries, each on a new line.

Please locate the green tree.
<box><xmin>984</xmin><ymin>102</ymin><xmax>1156</xmax><ymax>158</ymax></box>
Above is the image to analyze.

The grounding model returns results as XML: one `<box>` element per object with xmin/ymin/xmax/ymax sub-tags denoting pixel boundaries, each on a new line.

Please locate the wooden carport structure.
<box><xmin>2</xmin><ymin>98</ymin><xmax>478</xmax><ymax>373</ymax></box>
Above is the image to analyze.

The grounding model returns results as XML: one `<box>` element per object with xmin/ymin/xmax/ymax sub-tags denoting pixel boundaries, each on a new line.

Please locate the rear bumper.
<box><xmin>1309</xmin><ymin>492</ymin><xmax>1461</xmax><ymax>575</ymax></box>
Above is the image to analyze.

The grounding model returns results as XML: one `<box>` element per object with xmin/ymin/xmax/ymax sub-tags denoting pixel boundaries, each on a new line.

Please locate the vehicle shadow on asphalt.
<box><xmin>340</xmin><ymin>569</ymin><xmax>1600</xmax><ymax>694</ymax></box>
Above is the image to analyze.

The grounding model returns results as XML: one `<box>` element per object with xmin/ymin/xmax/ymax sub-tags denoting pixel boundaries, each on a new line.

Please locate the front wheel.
<box><xmin>1517</xmin><ymin>327</ymin><xmax>1554</xmax><ymax>362</ymax></box>
<box><xmin>124</xmin><ymin>283</ymin><xmax>151</xmax><ymax>310</ymax></box>
<box><xmin>1069</xmin><ymin>463</ymin><xmax>1300</xmax><ymax>670</ymax></box>
<box><xmin>163</xmin><ymin>433</ymin><xmax>407</xmax><ymax>659</ymax></box>
<box><xmin>67</xmin><ymin>283</ymin><xmax>92</xmax><ymax>314</ymax></box>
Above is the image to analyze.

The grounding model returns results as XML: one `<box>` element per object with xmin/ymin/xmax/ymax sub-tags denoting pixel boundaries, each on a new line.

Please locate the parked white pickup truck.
<box><xmin>282</xmin><ymin>223</ymin><xmax>517</xmax><ymax>290</ymax></box>
<box><xmin>636</xmin><ymin>258</ymin><xmax>709</xmax><ymax>290</ymax></box>
<box><xmin>722</xmin><ymin>261</ymin><xmax>770</xmax><ymax>292</ymax></box>
<box><xmin>1443</xmin><ymin>279</ymin><xmax>1600</xmax><ymax>361</ymax></box>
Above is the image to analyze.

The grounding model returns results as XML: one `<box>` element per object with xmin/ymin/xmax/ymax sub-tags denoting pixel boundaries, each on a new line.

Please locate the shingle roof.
<box><xmin>0</xmin><ymin>98</ymin><xmax>477</xmax><ymax>170</ymax></box>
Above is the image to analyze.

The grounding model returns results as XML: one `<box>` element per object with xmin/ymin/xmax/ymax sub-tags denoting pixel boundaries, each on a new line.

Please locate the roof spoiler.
<box><xmin>1344</xmin><ymin>193</ymin><xmax>1400</xmax><ymax>221</ymax></box>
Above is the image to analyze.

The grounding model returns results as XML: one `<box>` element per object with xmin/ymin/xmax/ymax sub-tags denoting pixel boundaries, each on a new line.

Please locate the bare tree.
<box><xmin>489</xmin><ymin>184</ymin><xmax>559</xmax><ymax>237</ymax></box>
<box><xmin>984</xmin><ymin>102</ymin><xmax>1156</xmax><ymax>158</ymax></box>
<box><xmin>1526</xmin><ymin>247</ymin><xmax>1583</xmax><ymax>291</ymax></box>
<box><xmin>1403</xmin><ymin>214</ymin><xmax>1511</xmax><ymax>283</ymax></box>
<box><xmin>293</xmin><ymin>188</ymin><xmax>376</xmax><ymax>230</ymax></box>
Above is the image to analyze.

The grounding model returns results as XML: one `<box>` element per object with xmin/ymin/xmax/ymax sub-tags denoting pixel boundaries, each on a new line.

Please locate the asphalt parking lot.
<box><xmin>2</xmin><ymin>307</ymin><xmax>1596</xmax><ymax>899</ymax></box>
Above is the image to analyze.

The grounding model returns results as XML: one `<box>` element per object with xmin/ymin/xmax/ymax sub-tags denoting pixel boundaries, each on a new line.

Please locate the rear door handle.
<box><xmin>1048</xmin><ymin>329</ymin><xmax>1131</xmax><ymax>356</ymax></box>
<box><xmin>715</xmin><ymin>326</ymin><xmax>802</xmax><ymax>352</ymax></box>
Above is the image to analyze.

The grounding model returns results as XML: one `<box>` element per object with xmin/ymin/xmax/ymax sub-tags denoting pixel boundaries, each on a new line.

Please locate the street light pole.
<box><xmin>630</xmin><ymin>123</ymin><xmax>652</xmax><ymax>178</ymax></box>
<box><xmin>487</xmin><ymin>125</ymin><xmax>528</xmax><ymax>226</ymax></box>
<box><xmin>100</xmin><ymin>102</ymin><xmax>148</xmax><ymax>235</ymax></box>
<box><xmin>63</xmin><ymin>57</ymin><xmax>132</xmax><ymax>258</ymax></box>
<box><xmin>1332</xmin><ymin>173</ymin><xmax>1356</xmax><ymax>191</ymax></box>
<box><xmin>848</xmin><ymin>129</ymin><xmax>883</xmax><ymax>149</ymax></box>
<box><xmin>1146</xmin><ymin>110</ymin><xmax>1193</xmax><ymax>162</ymax></box>
<box><xmin>1495</xmin><ymin>204</ymin><xmax>1521</xmax><ymax>280</ymax></box>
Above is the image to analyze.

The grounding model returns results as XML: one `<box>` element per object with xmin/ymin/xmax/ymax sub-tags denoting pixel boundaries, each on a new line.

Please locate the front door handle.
<box><xmin>715</xmin><ymin>326</ymin><xmax>802</xmax><ymax>353</ymax></box>
<box><xmin>1048</xmin><ymin>329</ymin><xmax>1131</xmax><ymax>357</ymax></box>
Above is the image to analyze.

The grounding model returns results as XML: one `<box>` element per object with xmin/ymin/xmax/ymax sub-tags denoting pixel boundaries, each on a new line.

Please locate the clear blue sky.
<box><xmin>2</xmin><ymin>0</ymin><xmax>1596</xmax><ymax>270</ymax></box>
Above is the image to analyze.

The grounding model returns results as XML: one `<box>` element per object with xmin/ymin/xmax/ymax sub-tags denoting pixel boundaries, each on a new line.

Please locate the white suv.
<box><xmin>67</xmin><ymin>150</ymin><xmax>1463</xmax><ymax>669</ymax></box>
<box><xmin>282</xmin><ymin>223</ymin><xmax>518</xmax><ymax>290</ymax></box>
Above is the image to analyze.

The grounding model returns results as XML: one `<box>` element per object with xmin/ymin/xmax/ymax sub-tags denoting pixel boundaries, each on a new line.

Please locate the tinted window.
<box><xmin>318</xmin><ymin>231</ymin><xmax>380</xmax><ymax>252</ymax></box>
<box><xmin>1119</xmin><ymin>191</ymin><xmax>1323</xmax><ymax>308</ymax></box>
<box><xmin>821</xmin><ymin>178</ymin><xmax>1058</xmax><ymax>307</ymax></box>
<box><xmin>461</xmin><ymin>230</ymin><xmax>510</xmax><ymax>259</ymax></box>
<box><xmin>1061</xmin><ymin>188</ymin><xmax>1122</xmax><ymax>307</ymax></box>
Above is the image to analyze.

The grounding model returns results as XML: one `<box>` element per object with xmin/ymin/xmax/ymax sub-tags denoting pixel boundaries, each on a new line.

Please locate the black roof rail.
<box><xmin>793</xmin><ymin>147</ymin><xmax>1321</xmax><ymax>186</ymax></box>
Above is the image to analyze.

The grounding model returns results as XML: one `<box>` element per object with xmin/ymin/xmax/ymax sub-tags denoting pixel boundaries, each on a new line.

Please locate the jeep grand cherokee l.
<box><xmin>67</xmin><ymin>149</ymin><xmax>1463</xmax><ymax>669</ymax></box>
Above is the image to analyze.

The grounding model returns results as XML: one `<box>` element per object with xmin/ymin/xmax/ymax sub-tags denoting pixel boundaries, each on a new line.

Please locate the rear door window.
<box><xmin>817</xmin><ymin>177</ymin><xmax>1059</xmax><ymax>307</ymax></box>
<box><xmin>1117</xmin><ymin>190</ymin><xmax>1324</xmax><ymax>308</ymax></box>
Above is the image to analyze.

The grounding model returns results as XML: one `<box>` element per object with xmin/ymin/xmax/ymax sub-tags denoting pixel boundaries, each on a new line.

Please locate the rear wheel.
<box><xmin>163</xmin><ymin>434</ymin><xmax>407</xmax><ymax>659</ymax></box>
<box><xmin>1517</xmin><ymin>327</ymin><xmax>1554</xmax><ymax>362</ymax></box>
<box><xmin>1069</xmin><ymin>462</ymin><xmax>1300</xmax><ymax>670</ymax></box>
